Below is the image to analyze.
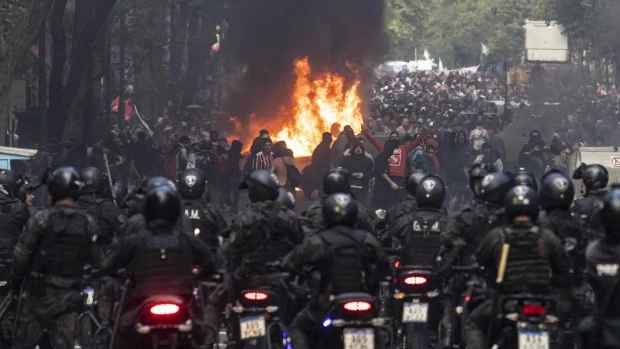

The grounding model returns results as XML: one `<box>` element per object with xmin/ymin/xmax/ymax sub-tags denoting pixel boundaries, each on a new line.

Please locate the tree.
<box><xmin>0</xmin><ymin>0</ymin><xmax>53</xmax><ymax>145</ymax></box>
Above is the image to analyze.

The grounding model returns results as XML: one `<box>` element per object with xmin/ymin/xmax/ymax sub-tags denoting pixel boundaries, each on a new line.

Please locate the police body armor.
<box><xmin>31</xmin><ymin>208</ymin><xmax>93</xmax><ymax>284</ymax></box>
<box><xmin>78</xmin><ymin>194</ymin><xmax>116</xmax><ymax>245</ymax></box>
<box><xmin>572</xmin><ymin>194</ymin><xmax>605</xmax><ymax>240</ymax></box>
<box><xmin>386</xmin><ymin>196</ymin><xmax>417</xmax><ymax>239</ymax></box>
<box><xmin>461</xmin><ymin>201</ymin><xmax>504</xmax><ymax>265</ymax></box>
<box><xmin>240</xmin><ymin>204</ymin><xmax>293</xmax><ymax>274</ymax></box>
<box><xmin>0</xmin><ymin>199</ymin><xmax>28</xmax><ymax>278</ymax></box>
<box><xmin>400</xmin><ymin>209</ymin><xmax>445</xmax><ymax>267</ymax></box>
<box><xmin>183</xmin><ymin>200</ymin><xmax>218</xmax><ymax>250</ymax></box>
<box><xmin>317</xmin><ymin>227</ymin><xmax>369</xmax><ymax>295</ymax></box>
<box><xmin>133</xmin><ymin>229</ymin><xmax>194</xmax><ymax>300</ymax></box>
<box><xmin>501</xmin><ymin>226</ymin><xmax>551</xmax><ymax>294</ymax></box>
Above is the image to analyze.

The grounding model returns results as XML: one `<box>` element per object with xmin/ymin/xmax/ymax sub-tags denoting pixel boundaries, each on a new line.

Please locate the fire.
<box><xmin>275</xmin><ymin>58</ymin><xmax>363</xmax><ymax>156</ymax></box>
<box><xmin>230</xmin><ymin>58</ymin><xmax>364</xmax><ymax>157</ymax></box>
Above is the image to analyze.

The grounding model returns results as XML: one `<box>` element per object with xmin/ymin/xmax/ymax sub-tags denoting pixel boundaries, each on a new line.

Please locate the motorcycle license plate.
<box><xmin>239</xmin><ymin>316</ymin><xmax>266</xmax><ymax>340</ymax></box>
<box><xmin>343</xmin><ymin>328</ymin><xmax>374</xmax><ymax>349</ymax></box>
<box><xmin>402</xmin><ymin>302</ymin><xmax>429</xmax><ymax>323</ymax></box>
<box><xmin>518</xmin><ymin>329</ymin><xmax>549</xmax><ymax>349</ymax></box>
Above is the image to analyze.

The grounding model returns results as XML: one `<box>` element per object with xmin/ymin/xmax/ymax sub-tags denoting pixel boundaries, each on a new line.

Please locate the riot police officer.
<box><xmin>204</xmin><ymin>170</ymin><xmax>302</xmax><ymax>345</ymax></box>
<box><xmin>383</xmin><ymin>170</ymin><xmax>426</xmax><ymax>241</ymax></box>
<box><xmin>466</xmin><ymin>185</ymin><xmax>570</xmax><ymax>349</ymax></box>
<box><xmin>12</xmin><ymin>167</ymin><xmax>102</xmax><ymax>349</ymax></box>
<box><xmin>445</xmin><ymin>170</ymin><xmax>515</xmax><ymax>266</ymax></box>
<box><xmin>284</xmin><ymin>193</ymin><xmax>390</xmax><ymax>349</ymax></box>
<box><xmin>178</xmin><ymin>168</ymin><xmax>228</xmax><ymax>254</ymax></box>
<box><xmin>0</xmin><ymin>170</ymin><xmax>29</xmax><ymax>284</ymax></box>
<box><xmin>276</xmin><ymin>187</ymin><xmax>296</xmax><ymax>211</ymax></box>
<box><xmin>572</xmin><ymin>163</ymin><xmax>609</xmax><ymax>239</ymax></box>
<box><xmin>101</xmin><ymin>185</ymin><xmax>216</xmax><ymax>346</ymax></box>
<box><xmin>116</xmin><ymin>176</ymin><xmax>182</xmax><ymax>240</ymax></box>
<box><xmin>585</xmin><ymin>185</ymin><xmax>620</xmax><ymax>349</ymax></box>
<box><xmin>78</xmin><ymin>167</ymin><xmax>124</xmax><ymax>247</ymax></box>
<box><xmin>302</xmin><ymin>167</ymin><xmax>374</xmax><ymax>233</ymax></box>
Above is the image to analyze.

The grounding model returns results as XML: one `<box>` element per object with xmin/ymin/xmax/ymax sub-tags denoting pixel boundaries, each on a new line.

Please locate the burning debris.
<box><xmin>219</xmin><ymin>0</ymin><xmax>388</xmax><ymax>155</ymax></box>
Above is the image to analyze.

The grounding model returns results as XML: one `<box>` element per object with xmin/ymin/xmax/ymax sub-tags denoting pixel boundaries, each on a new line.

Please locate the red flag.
<box><xmin>111</xmin><ymin>97</ymin><xmax>134</xmax><ymax>121</ymax></box>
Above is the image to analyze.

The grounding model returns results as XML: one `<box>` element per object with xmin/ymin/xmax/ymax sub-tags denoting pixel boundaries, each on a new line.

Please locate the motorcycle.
<box><xmin>393</xmin><ymin>266</ymin><xmax>441</xmax><ymax>349</ymax></box>
<box><xmin>230</xmin><ymin>271</ymin><xmax>295</xmax><ymax>349</ymax></box>
<box><xmin>132</xmin><ymin>294</ymin><xmax>195</xmax><ymax>348</ymax></box>
<box><xmin>320</xmin><ymin>292</ymin><xmax>386</xmax><ymax>349</ymax></box>
<box><xmin>491</xmin><ymin>294</ymin><xmax>557</xmax><ymax>349</ymax></box>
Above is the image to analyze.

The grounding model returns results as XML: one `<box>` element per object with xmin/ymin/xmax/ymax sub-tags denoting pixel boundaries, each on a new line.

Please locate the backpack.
<box><xmin>286</xmin><ymin>164</ymin><xmax>302</xmax><ymax>188</ymax></box>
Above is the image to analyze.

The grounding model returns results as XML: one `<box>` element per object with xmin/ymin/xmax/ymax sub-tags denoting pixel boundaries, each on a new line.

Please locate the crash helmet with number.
<box><xmin>414</xmin><ymin>175</ymin><xmax>445</xmax><ymax>209</ymax></box>
<box><xmin>539</xmin><ymin>170</ymin><xmax>575</xmax><ymax>210</ymax></box>
<box><xmin>479</xmin><ymin>172</ymin><xmax>516</xmax><ymax>205</ymax></box>
<box><xmin>239</xmin><ymin>170</ymin><xmax>279</xmax><ymax>203</ymax></box>
<box><xmin>504</xmin><ymin>185</ymin><xmax>540</xmax><ymax>222</ymax></box>
<box><xmin>322</xmin><ymin>193</ymin><xmax>358</xmax><ymax>228</ymax></box>
<box><xmin>406</xmin><ymin>170</ymin><xmax>428</xmax><ymax>197</ymax></box>
<box><xmin>468</xmin><ymin>163</ymin><xmax>494</xmax><ymax>195</ymax></box>
<box><xmin>323</xmin><ymin>167</ymin><xmax>351</xmax><ymax>195</ymax></box>
<box><xmin>178</xmin><ymin>168</ymin><xmax>207</xmax><ymax>200</ymax></box>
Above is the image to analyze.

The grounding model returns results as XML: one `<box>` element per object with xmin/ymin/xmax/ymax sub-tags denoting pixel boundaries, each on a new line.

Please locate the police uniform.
<box><xmin>12</xmin><ymin>205</ymin><xmax>101</xmax><ymax>349</ymax></box>
<box><xmin>282</xmin><ymin>225</ymin><xmax>390</xmax><ymax>349</ymax></box>
<box><xmin>303</xmin><ymin>198</ymin><xmax>374</xmax><ymax>233</ymax></box>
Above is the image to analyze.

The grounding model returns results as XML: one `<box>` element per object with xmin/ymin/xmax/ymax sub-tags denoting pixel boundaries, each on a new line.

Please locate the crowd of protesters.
<box><xmin>10</xmin><ymin>67</ymin><xmax>620</xmax><ymax>215</ymax></box>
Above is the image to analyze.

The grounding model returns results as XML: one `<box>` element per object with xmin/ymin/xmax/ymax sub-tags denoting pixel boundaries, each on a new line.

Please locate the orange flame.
<box><xmin>230</xmin><ymin>58</ymin><xmax>363</xmax><ymax>157</ymax></box>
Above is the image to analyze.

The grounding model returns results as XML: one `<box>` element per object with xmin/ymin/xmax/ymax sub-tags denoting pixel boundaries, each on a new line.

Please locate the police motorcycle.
<box><xmin>229</xmin><ymin>262</ymin><xmax>297</xmax><ymax>349</ymax></box>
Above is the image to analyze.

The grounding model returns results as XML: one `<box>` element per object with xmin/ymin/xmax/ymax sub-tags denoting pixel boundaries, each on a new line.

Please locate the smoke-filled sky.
<box><xmin>219</xmin><ymin>0</ymin><xmax>388</xmax><ymax>126</ymax></box>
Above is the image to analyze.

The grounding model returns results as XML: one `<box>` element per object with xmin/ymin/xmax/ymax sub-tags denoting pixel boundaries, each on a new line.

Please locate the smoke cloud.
<box><xmin>219</xmin><ymin>0</ymin><xmax>388</xmax><ymax>129</ymax></box>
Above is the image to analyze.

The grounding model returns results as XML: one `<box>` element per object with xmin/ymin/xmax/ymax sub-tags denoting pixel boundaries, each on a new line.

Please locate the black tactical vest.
<box><xmin>501</xmin><ymin>226</ymin><xmax>551</xmax><ymax>294</ymax></box>
<box><xmin>462</xmin><ymin>202</ymin><xmax>504</xmax><ymax>264</ymax></box>
<box><xmin>133</xmin><ymin>229</ymin><xmax>194</xmax><ymax>299</ymax></box>
<box><xmin>32</xmin><ymin>209</ymin><xmax>92</xmax><ymax>278</ymax></box>
<box><xmin>78</xmin><ymin>195</ymin><xmax>116</xmax><ymax>244</ymax></box>
<box><xmin>317</xmin><ymin>228</ymin><xmax>369</xmax><ymax>295</ymax></box>
<box><xmin>0</xmin><ymin>199</ymin><xmax>28</xmax><ymax>263</ymax></box>
<box><xmin>242</xmin><ymin>206</ymin><xmax>294</xmax><ymax>271</ymax></box>
<box><xmin>400</xmin><ymin>209</ymin><xmax>445</xmax><ymax>267</ymax></box>
<box><xmin>183</xmin><ymin>200</ymin><xmax>218</xmax><ymax>249</ymax></box>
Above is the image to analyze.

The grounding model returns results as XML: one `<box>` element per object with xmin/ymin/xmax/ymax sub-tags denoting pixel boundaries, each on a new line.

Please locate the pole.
<box><xmin>38</xmin><ymin>23</ymin><xmax>47</xmax><ymax>146</ymax></box>
<box><xmin>504</xmin><ymin>59</ymin><xmax>508</xmax><ymax>117</ymax></box>
<box><xmin>118</xmin><ymin>12</ymin><xmax>126</xmax><ymax>130</ymax></box>
<box><xmin>102</xmin><ymin>152</ymin><xmax>117</xmax><ymax>206</ymax></box>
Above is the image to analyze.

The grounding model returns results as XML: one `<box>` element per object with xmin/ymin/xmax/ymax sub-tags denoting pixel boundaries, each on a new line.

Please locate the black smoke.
<box><xmin>219</xmin><ymin>0</ymin><xmax>388</xmax><ymax>126</ymax></box>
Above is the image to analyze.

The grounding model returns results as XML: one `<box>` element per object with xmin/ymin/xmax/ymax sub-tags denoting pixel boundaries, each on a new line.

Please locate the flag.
<box><xmin>438</xmin><ymin>58</ymin><xmax>445</xmax><ymax>72</ymax></box>
<box><xmin>133</xmin><ymin>105</ymin><xmax>154</xmax><ymax>137</ymax></box>
<box><xmin>481</xmin><ymin>43</ymin><xmax>490</xmax><ymax>57</ymax></box>
<box><xmin>110</xmin><ymin>97</ymin><xmax>134</xmax><ymax>121</ymax></box>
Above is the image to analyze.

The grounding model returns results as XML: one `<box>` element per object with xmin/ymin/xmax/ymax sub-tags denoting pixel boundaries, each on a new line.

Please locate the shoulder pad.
<box><xmin>33</xmin><ymin>209</ymin><xmax>50</xmax><ymax>227</ymax></box>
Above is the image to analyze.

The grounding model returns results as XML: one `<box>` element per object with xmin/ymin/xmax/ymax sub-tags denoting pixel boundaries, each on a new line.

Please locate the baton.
<box><xmin>487</xmin><ymin>243</ymin><xmax>510</xmax><ymax>349</ymax></box>
<box><xmin>0</xmin><ymin>293</ymin><xmax>13</xmax><ymax>320</ymax></box>
<box><xmin>102</xmin><ymin>152</ymin><xmax>117</xmax><ymax>206</ymax></box>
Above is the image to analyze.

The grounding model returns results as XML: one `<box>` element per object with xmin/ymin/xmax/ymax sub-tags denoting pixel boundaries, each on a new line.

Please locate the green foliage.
<box><xmin>0</xmin><ymin>3</ymin><xmax>27</xmax><ymax>40</ymax></box>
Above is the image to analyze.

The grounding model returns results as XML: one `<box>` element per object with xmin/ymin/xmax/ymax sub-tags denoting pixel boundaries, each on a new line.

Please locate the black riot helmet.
<box><xmin>276</xmin><ymin>187</ymin><xmax>296</xmax><ymax>210</ymax></box>
<box><xmin>514</xmin><ymin>168</ymin><xmax>538</xmax><ymax>192</ymax></box>
<box><xmin>468</xmin><ymin>163</ymin><xmax>494</xmax><ymax>194</ymax></box>
<box><xmin>406</xmin><ymin>170</ymin><xmax>428</xmax><ymax>196</ymax></box>
<box><xmin>81</xmin><ymin>167</ymin><xmax>104</xmax><ymax>195</ymax></box>
<box><xmin>322</xmin><ymin>193</ymin><xmax>358</xmax><ymax>228</ymax></box>
<box><xmin>47</xmin><ymin>167</ymin><xmax>82</xmax><ymax>203</ymax></box>
<box><xmin>178</xmin><ymin>168</ymin><xmax>207</xmax><ymax>200</ymax></box>
<box><xmin>573</xmin><ymin>163</ymin><xmax>608</xmax><ymax>191</ymax></box>
<box><xmin>539</xmin><ymin>170</ymin><xmax>575</xmax><ymax>210</ymax></box>
<box><xmin>0</xmin><ymin>169</ymin><xmax>23</xmax><ymax>197</ymax></box>
<box><xmin>323</xmin><ymin>167</ymin><xmax>351</xmax><ymax>195</ymax></box>
<box><xmin>141</xmin><ymin>176</ymin><xmax>177</xmax><ymax>193</ymax></box>
<box><xmin>18</xmin><ymin>176</ymin><xmax>41</xmax><ymax>203</ymax></box>
<box><xmin>504</xmin><ymin>185</ymin><xmax>540</xmax><ymax>222</ymax></box>
<box><xmin>143</xmin><ymin>185</ymin><xmax>182</xmax><ymax>224</ymax></box>
<box><xmin>601</xmin><ymin>186</ymin><xmax>620</xmax><ymax>237</ymax></box>
<box><xmin>239</xmin><ymin>170</ymin><xmax>279</xmax><ymax>203</ymax></box>
<box><xmin>415</xmin><ymin>175</ymin><xmax>446</xmax><ymax>209</ymax></box>
<box><xmin>479</xmin><ymin>172</ymin><xmax>516</xmax><ymax>205</ymax></box>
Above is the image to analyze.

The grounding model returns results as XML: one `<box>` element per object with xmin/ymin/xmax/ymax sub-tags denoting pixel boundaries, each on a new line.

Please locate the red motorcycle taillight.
<box><xmin>521</xmin><ymin>304</ymin><xmax>545</xmax><ymax>316</ymax></box>
<box><xmin>343</xmin><ymin>301</ymin><xmax>372</xmax><ymax>312</ymax></box>
<box><xmin>394</xmin><ymin>260</ymin><xmax>400</xmax><ymax>268</ymax></box>
<box><xmin>243</xmin><ymin>291</ymin><xmax>268</xmax><ymax>301</ymax></box>
<box><xmin>403</xmin><ymin>276</ymin><xmax>427</xmax><ymax>285</ymax></box>
<box><xmin>149</xmin><ymin>303</ymin><xmax>180</xmax><ymax>315</ymax></box>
